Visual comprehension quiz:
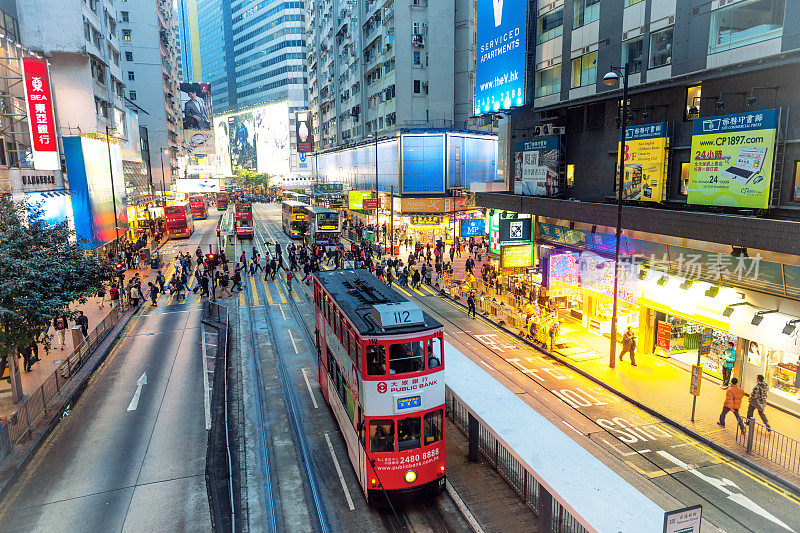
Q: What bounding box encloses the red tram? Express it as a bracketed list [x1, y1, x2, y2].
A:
[313, 270, 445, 504]
[234, 202, 253, 239]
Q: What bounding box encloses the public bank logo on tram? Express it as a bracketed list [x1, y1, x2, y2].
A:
[377, 382, 387, 394]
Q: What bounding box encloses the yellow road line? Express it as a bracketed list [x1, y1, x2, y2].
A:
[239, 290, 245, 307]
[274, 282, 288, 303]
[292, 285, 301, 303]
[263, 280, 274, 305]
[249, 276, 260, 306]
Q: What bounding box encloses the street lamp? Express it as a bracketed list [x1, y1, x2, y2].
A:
[603, 63, 629, 370]
[105, 125, 121, 255]
[158, 148, 168, 207]
[369, 133, 379, 245]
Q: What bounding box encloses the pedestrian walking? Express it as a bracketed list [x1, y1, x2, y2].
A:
[20, 343, 35, 372]
[75, 310, 89, 338]
[467, 292, 476, 318]
[232, 267, 242, 292]
[717, 377, 746, 434]
[129, 283, 141, 307]
[746, 375, 771, 431]
[721, 341, 736, 388]
[218, 272, 232, 298]
[53, 313, 68, 349]
[148, 282, 159, 306]
[156, 270, 166, 294]
[619, 326, 637, 366]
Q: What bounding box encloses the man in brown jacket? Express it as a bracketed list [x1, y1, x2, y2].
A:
[717, 377, 746, 434]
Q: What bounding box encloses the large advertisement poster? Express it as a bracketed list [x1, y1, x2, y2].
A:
[687, 108, 778, 209]
[475, 0, 527, 114]
[22, 58, 59, 170]
[618, 122, 669, 202]
[176, 178, 221, 193]
[499, 217, 532, 243]
[348, 190, 373, 210]
[180, 82, 215, 155]
[295, 110, 313, 153]
[63, 136, 128, 249]
[220, 101, 291, 177]
[514, 137, 561, 196]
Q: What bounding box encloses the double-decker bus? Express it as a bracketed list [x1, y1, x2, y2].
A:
[287, 191, 311, 205]
[188, 195, 208, 219]
[234, 202, 253, 239]
[282, 200, 309, 239]
[303, 205, 340, 251]
[164, 203, 195, 239]
[313, 270, 445, 504]
[216, 192, 229, 211]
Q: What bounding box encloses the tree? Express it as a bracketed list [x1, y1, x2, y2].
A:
[232, 168, 271, 191]
[0, 196, 114, 380]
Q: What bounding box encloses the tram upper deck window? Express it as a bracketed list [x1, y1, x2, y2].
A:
[424, 410, 443, 445]
[366, 344, 386, 375]
[369, 420, 394, 453]
[398, 416, 421, 451]
[427, 337, 442, 369]
[389, 341, 424, 374]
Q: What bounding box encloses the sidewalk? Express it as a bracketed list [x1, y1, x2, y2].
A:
[435, 250, 800, 488]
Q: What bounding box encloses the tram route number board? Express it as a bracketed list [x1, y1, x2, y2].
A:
[396, 395, 422, 411]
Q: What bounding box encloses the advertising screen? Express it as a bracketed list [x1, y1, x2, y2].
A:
[25, 191, 72, 227]
[460, 218, 486, 237]
[63, 136, 127, 248]
[220, 101, 291, 176]
[488, 211, 500, 255]
[687, 108, 778, 208]
[544, 251, 580, 290]
[475, 0, 527, 114]
[618, 122, 669, 202]
[348, 190, 373, 210]
[579, 252, 637, 304]
[295, 110, 313, 153]
[499, 217, 532, 243]
[22, 58, 59, 170]
[501, 244, 534, 269]
[180, 82, 215, 155]
[514, 137, 561, 196]
[176, 178, 221, 193]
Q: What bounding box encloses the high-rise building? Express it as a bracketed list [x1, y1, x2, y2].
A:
[305, 0, 494, 150]
[119, 0, 181, 186]
[177, 0, 202, 82]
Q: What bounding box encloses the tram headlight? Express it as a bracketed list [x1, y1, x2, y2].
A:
[404, 470, 417, 484]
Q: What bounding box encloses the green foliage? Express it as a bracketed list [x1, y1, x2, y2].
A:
[232, 168, 271, 190]
[0, 196, 114, 359]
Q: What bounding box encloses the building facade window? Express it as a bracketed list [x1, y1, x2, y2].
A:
[649, 26, 673, 68]
[129, 90, 137, 100]
[538, 8, 563, 44]
[536, 64, 561, 97]
[413, 51, 420, 65]
[122, 29, 131, 41]
[622, 37, 643, 74]
[573, 0, 600, 28]
[127, 71, 135, 81]
[121, 11, 129, 22]
[709, 0, 784, 54]
[685, 85, 701, 120]
[571, 51, 596, 88]
[125, 51, 133, 61]
[413, 80, 421, 93]
[624, 0, 644, 5]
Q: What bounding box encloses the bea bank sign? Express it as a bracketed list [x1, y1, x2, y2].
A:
[475, 0, 528, 115]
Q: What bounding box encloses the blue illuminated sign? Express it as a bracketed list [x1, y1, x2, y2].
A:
[396, 395, 421, 411]
[475, 0, 528, 114]
[460, 218, 486, 237]
[313, 183, 344, 195]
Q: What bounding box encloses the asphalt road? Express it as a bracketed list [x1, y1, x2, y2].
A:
[0, 217, 221, 533]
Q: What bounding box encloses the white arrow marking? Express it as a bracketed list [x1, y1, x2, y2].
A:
[657, 450, 795, 532]
[127, 373, 148, 411]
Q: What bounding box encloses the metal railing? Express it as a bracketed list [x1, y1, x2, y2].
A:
[4, 305, 125, 447]
[447, 388, 588, 533]
[737, 418, 800, 476]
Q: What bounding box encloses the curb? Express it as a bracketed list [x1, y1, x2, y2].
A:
[0, 306, 138, 499]
[439, 290, 800, 497]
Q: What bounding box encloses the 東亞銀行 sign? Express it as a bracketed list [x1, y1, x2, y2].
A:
[475, 0, 528, 115]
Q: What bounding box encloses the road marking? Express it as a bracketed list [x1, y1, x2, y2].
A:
[301, 368, 318, 409]
[263, 280, 275, 305]
[274, 282, 288, 303]
[278, 303, 286, 320]
[239, 291, 245, 307]
[249, 276, 260, 306]
[479, 360, 493, 371]
[561, 421, 583, 435]
[127, 373, 148, 411]
[446, 480, 485, 533]
[288, 330, 299, 354]
[324, 433, 355, 511]
[657, 450, 795, 532]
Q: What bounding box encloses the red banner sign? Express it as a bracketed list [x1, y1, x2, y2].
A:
[22, 58, 59, 169]
[363, 198, 380, 209]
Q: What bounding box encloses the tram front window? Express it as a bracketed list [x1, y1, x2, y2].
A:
[370, 420, 394, 453]
[424, 410, 443, 445]
[397, 417, 421, 451]
[366, 344, 386, 376]
[427, 337, 442, 369]
[389, 341, 425, 374]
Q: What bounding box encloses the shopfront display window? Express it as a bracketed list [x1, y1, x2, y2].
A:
[653, 313, 735, 379]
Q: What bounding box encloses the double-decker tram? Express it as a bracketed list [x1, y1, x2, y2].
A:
[303, 205, 340, 252]
[234, 202, 254, 239]
[188, 195, 208, 219]
[164, 203, 195, 239]
[282, 200, 309, 239]
[313, 270, 445, 504]
[216, 192, 229, 211]
[287, 191, 311, 205]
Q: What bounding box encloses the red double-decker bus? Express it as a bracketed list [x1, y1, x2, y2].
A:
[234, 202, 253, 239]
[189, 195, 208, 219]
[216, 192, 229, 211]
[313, 270, 445, 504]
[164, 203, 195, 239]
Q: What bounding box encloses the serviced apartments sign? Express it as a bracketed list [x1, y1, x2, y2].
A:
[687, 109, 778, 209]
[475, 0, 528, 115]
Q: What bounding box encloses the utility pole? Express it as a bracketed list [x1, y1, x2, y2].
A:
[390, 185, 394, 256]
[105, 125, 120, 255]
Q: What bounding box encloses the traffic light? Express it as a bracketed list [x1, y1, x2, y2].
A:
[206, 253, 218, 267]
[115, 262, 125, 273]
[216, 227, 221, 237]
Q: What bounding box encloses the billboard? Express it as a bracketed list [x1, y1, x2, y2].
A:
[514, 137, 561, 196]
[219, 101, 291, 176]
[295, 110, 313, 153]
[687, 108, 778, 209]
[176, 178, 221, 193]
[22, 58, 59, 170]
[63, 136, 128, 249]
[180, 82, 215, 155]
[460, 218, 486, 237]
[24, 191, 72, 227]
[314, 183, 344, 195]
[348, 190, 373, 210]
[499, 217, 532, 243]
[475, 0, 527, 114]
[501, 244, 534, 269]
[618, 122, 669, 202]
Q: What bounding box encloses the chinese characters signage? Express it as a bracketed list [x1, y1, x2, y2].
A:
[313, 183, 343, 195]
[501, 244, 534, 269]
[618, 122, 669, 202]
[22, 58, 59, 170]
[411, 215, 440, 226]
[688, 109, 778, 209]
[663, 505, 702, 533]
